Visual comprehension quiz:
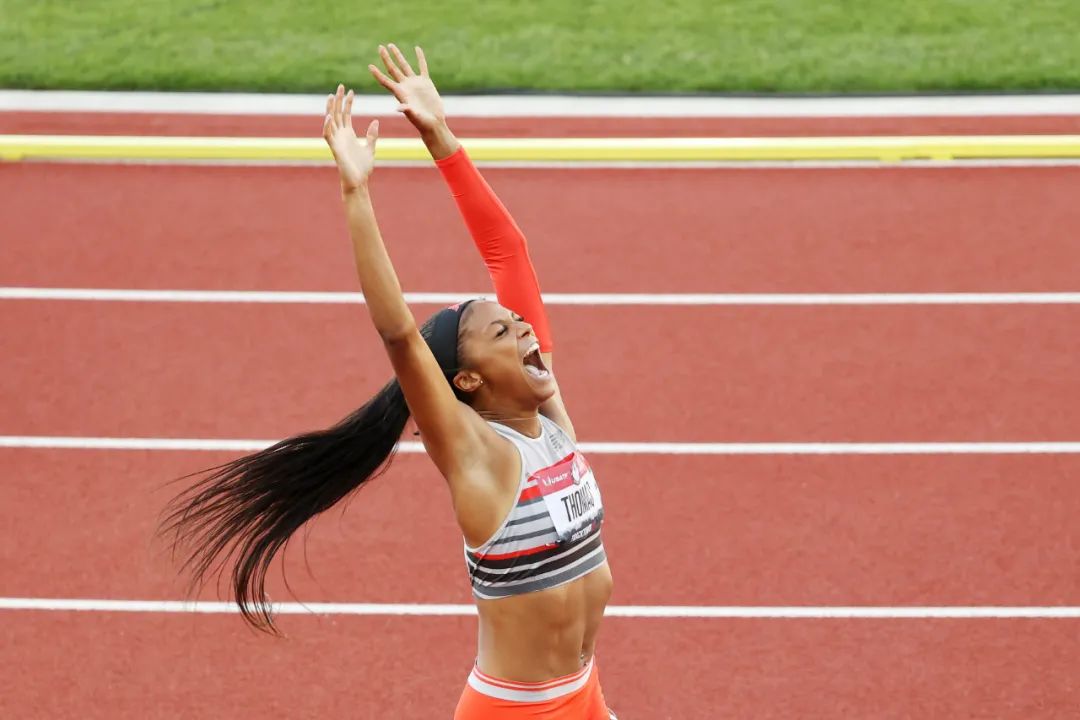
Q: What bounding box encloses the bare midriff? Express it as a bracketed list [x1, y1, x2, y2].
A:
[474, 561, 613, 682]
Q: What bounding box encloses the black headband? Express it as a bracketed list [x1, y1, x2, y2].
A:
[424, 300, 477, 376]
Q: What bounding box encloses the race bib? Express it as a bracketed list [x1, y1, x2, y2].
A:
[531, 453, 603, 541]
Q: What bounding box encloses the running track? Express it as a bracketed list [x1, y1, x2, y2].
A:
[2, 109, 1080, 718]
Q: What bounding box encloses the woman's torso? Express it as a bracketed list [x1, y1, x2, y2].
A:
[476, 562, 612, 681]
[466, 415, 613, 681]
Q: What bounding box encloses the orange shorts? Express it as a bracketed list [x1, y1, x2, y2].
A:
[454, 659, 616, 719]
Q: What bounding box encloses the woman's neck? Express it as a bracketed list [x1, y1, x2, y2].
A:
[477, 407, 542, 439]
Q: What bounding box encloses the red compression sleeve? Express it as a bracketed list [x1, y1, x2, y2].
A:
[435, 147, 553, 351]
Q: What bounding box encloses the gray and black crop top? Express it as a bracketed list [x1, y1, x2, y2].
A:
[464, 415, 607, 600]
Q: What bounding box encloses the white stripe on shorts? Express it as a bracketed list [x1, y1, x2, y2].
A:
[467, 660, 594, 703]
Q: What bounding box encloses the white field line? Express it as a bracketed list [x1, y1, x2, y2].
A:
[385, 159, 1080, 170]
[427, 158, 1080, 169]
[3, 90, 1080, 117]
[5, 288, 1080, 306]
[2, 597, 1079, 618]
[3, 436, 1080, 455]
[21, 157, 1080, 169]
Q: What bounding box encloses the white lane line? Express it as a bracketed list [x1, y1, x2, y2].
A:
[5, 288, 1080, 306]
[3, 436, 1080, 455]
[1, 597, 1078, 618]
[23, 157, 1080, 169]
[3, 90, 1080, 117]
[405, 158, 1080, 170]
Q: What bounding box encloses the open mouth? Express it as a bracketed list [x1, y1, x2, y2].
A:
[522, 342, 550, 379]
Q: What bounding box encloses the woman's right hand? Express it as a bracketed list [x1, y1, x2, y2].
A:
[322, 83, 379, 194]
[369, 44, 447, 135]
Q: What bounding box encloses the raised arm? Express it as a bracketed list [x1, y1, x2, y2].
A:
[322, 84, 495, 475]
[370, 45, 574, 438]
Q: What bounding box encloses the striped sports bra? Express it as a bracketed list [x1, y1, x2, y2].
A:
[465, 415, 607, 600]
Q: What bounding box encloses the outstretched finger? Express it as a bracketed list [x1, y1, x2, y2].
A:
[334, 84, 345, 127]
[379, 44, 405, 81]
[344, 89, 354, 126]
[369, 64, 400, 96]
[415, 46, 429, 76]
[325, 93, 335, 128]
[322, 113, 334, 141]
[365, 119, 379, 151]
[388, 43, 415, 76]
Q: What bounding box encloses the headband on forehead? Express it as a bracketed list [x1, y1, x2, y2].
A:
[424, 299, 477, 375]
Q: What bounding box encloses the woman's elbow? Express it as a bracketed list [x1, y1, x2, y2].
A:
[378, 322, 420, 347]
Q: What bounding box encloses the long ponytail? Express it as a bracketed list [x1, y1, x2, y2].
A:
[159, 378, 411, 634]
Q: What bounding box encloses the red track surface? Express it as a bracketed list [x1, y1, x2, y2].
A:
[4, 450, 1080, 606]
[4, 302, 1080, 442]
[6, 614, 1079, 719]
[3, 121, 1080, 717]
[4, 163, 1080, 292]
[3, 111, 1079, 137]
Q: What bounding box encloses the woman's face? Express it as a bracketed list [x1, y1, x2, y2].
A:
[456, 301, 556, 405]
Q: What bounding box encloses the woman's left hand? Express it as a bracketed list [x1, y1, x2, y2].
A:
[322, 83, 379, 194]
[369, 44, 446, 134]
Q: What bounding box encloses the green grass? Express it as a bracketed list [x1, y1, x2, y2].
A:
[2, 1, 1078, 93]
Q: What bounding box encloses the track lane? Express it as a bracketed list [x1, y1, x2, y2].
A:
[4, 449, 1078, 605]
[2, 302, 1078, 442]
[3, 612, 1078, 719]
[3, 111, 1079, 138]
[2, 163, 1079, 293]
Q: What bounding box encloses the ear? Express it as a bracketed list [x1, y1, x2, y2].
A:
[453, 370, 484, 394]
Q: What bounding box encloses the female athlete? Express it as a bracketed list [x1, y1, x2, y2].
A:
[162, 44, 616, 719]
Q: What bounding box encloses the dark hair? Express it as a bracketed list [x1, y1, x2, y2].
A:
[159, 302, 476, 634]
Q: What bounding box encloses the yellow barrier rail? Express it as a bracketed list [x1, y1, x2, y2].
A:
[2, 134, 1080, 163]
